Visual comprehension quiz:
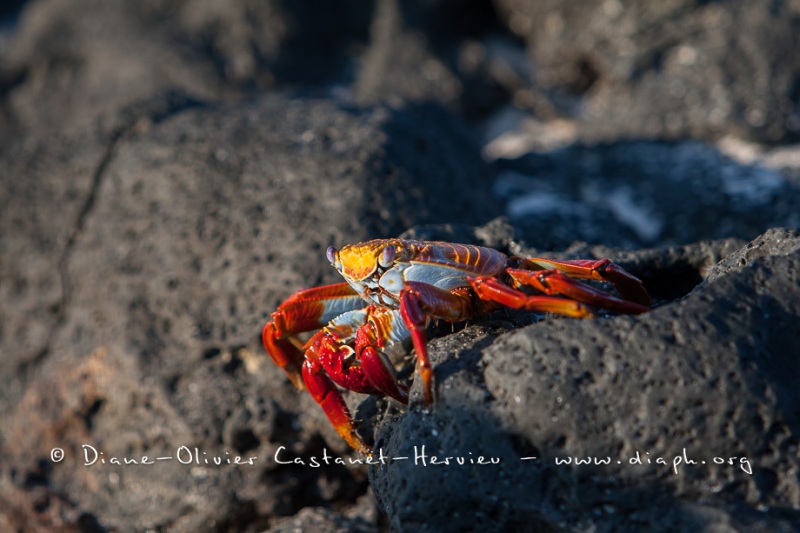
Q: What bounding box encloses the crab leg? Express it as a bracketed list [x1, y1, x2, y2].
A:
[303, 323, 376, 454]
[505, 268, 650, 314]
[469, 276, 595, 318]
[262, 282, 364, 389]
[302, 355, 372, 454]
[522, 257, 651, 306]
[400, 282, 474, 404]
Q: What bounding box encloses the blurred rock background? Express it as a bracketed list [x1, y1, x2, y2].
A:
[0, 0, 798, 531]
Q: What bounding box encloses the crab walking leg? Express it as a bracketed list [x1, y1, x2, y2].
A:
[262, 322, 308, 389]
[262, 282, 365, 389]
[522, 258, 652, 306]
[301, 357, 372, 454]
[400, 282, 474, 404]
[506, 268, 651, 314]
[301, 319, 383, 455]
[469, 276, 596, 318]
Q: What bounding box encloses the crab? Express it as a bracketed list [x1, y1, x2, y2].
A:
[262, 239, 651, 453]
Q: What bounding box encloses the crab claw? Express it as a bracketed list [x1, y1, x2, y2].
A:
[302, 354, 372, 454]
[262, 282, 366, 389]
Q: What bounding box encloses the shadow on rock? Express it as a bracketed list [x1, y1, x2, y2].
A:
[492, 141, 800, 250]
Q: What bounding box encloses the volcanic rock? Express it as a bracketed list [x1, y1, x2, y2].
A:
[370, 227, 800, 532]
[494, 0, 800, 142]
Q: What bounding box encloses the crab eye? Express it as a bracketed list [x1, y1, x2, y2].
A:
[326, 246, 338, 265]
[379, 244, 396, 268]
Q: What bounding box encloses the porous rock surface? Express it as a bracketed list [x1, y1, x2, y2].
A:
[0, 93, 496, 531]
[0, 0, 373, 143]
[370, 228, 800, 532]
[494, 0, 800, 142]
[2, 0, 800, 531]
[493, 140, 800, 250]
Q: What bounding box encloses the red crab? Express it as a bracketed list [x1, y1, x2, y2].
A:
[262, 239, 651, 453]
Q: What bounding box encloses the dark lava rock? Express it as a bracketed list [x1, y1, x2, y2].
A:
[370, 227, 800, 532]
[356, 0, 462, 109]
[0, 0, 374, 144]
[266, 491, 382, 533]
[0, 94, 497, 531]
[1, 0, 224, 142]
[493, 140, 800, 250]
[355, 0, 514, 119]
[3, 0, 800, 531]
[494, 0, 800, 143]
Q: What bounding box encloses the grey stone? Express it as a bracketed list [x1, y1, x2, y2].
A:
[370, 228, 800, 532]
[266, 491, 382, 533]
[0, 94, 496, 531]
[0, 0, 373, 144]
[493, 141, 800, 249]
[2, 0, 799, 530]
[494, 0, 800, 143]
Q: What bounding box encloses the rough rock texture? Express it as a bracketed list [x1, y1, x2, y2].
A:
[355, 0, 513, 119]
[495, 0, 800, 143]
[492, 140, 800, 250]
[265, 491, 382, 533]
[0, 93, 495, 530]
[2, 0, 800, 531]
[0, 0, 375, 143]
[370, 228, 800, 531]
